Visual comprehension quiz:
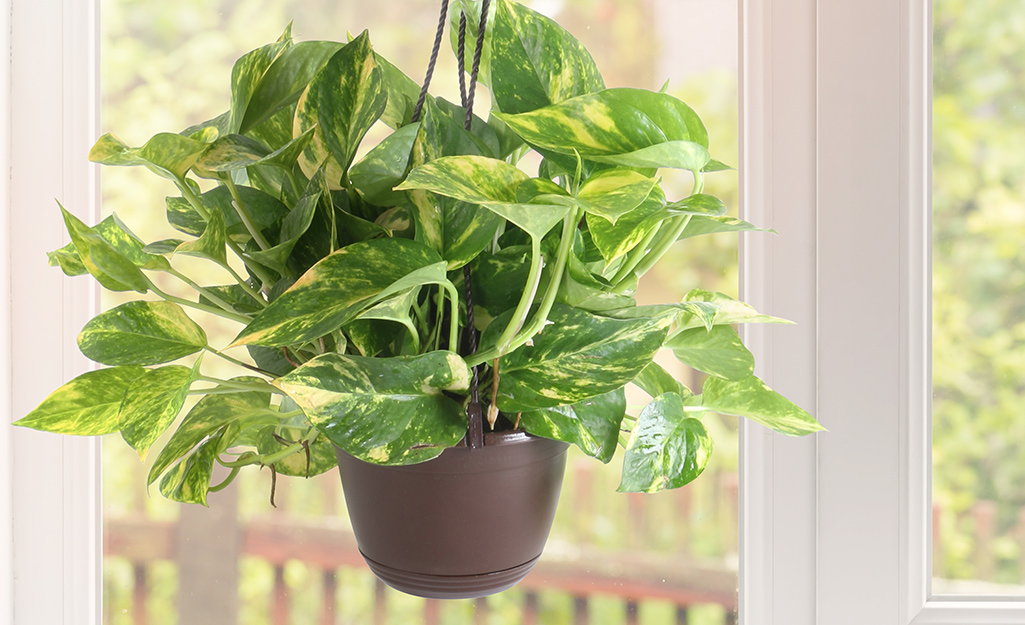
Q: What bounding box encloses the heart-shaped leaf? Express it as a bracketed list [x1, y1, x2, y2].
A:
[575, 169, 660, 225]
[618, 392, 712, 493]
[489, 303, 673, 411]
[78, 301, 207, 366]
[678, 215, 774, 240]
[275, 351, 471, 465]
[701, 375, 824, 436]
[158, 425, 232, 505]
[229, 237, 443, 348]
[13, 366, 146, 435]
[666, 325, 755, 380]
[148, 381, 272, 486]
[118, 361, 201, 460]
[665, 193, 727, 217]
[632, 361, 692, 399]
[228, 24, 293, 133]
[175, 207, 227, 266]
[60, 204, 150, 293]
[519, 388, 626, 463]
[350, 122, 420, 206]
[586, 186, 667, 265]
[166, 185, 288, 241]
[676, 290, 792, 331]
[490, 0, 604, 114]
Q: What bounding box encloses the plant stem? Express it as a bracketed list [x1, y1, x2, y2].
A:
[175, 179, 277, 287]
[168, 268, 240, 314]
[624, 214, 692, 286]
[202, 346, 272, 376]
[150, 284, 253, 324]
[224, 176, 272, 251]
[466, 208, 579, 368]
[492, 236, 544, 355]
[195, 375, 281, 394]
[610, 224, 663, 286]
[223, 264, 268, 306]
[208, 466, 240, 492]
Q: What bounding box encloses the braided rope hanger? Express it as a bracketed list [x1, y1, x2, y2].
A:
[410, 0, 493, 449]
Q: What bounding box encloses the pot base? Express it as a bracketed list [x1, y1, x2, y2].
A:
[361, 550, 541, 599]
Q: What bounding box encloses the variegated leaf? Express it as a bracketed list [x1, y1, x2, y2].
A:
[493, 89, 709, 167]
[240, 40, 345, 133]
[193, 134, 270, 174]
[678, 215, 774, 241]
[60, 204, 150, 293]
[118, 361, 200, 460]
[166, 185, 288, 241]
[575, 169, 659, 225]
[198, 284, 266, 315]
[666, 325, 755, 380]
[702, 375, 824, 436]
[148, 381, 272, 486]
[175, 207, 227, 266]
[398, 155, 527, 205]
[13, 367, 146, 435]
[158, 425, 231, 506]
[228, 24, 293, 133]
[632, 361, 692, 399]
[490, 0, 604, 114]
[229, 238, 443, 348]
[310, 31, 388, 172]
[78, 301, 207, 366]
[374, 52, 420, 128]
[490, 303, 673, 411]
[274, 351, 471, 465]
[665, 193, 727, 217]
[254, 424, 337, 477]
[519, 388, 626, 464]
[89, 132, 209, 181]
[586, 186, 667, 264]
[51, 213, 171, 280]
[588, 140, 711, 172]
[350, 122, 420, 206]
[245, 191, 319, 274]
[676, 290, 792, 331]
[618, 392, 712, 493]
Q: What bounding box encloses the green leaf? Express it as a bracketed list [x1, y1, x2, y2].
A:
[240, 40, 346, 133]
[587, 185, 667, 264]
[228, 25, 293, 133]
[398, 154, 527, 205]
[78, 301, 207, 366]
[275, 352, 471, 465]
[198, 284, 266, 315]
[349, 122, 420, 206]
[175, 207, 228, 266]
[374, 52, 421, 129]
[402, 98, 505, 268]
[47, 242, 88, 276]
[59, 204, 150, 293]
[245, 191, 319, 274]
[143, 239, 185, 255]
[618, 392, 712, 493]
[254, 125, 317, 171]
[676, 290, 792, 330]
[193, 134, 270, 174]
[519, 388, 626, 463]
[230, 238, 443, 348]
[13, 367, 146, 435]
[158, 426, 230, 505]
[701, 375, 824, 436]
[632, 361, 691, 399]
[148, 382, 271, 486]
[678, 215, 774, 241]
[493, 89, 709, 169]
[588, 140, 711, 171]
[575, 169, 659, 225]
[118, 362, 200, 460]
[490, 0, 605, 114]
[94, 215, 171, 271]
[298, 31, 388, 177]
[490, 304, 673, 411]
[666, 325, 755, 380]
[89, 132, 210, 180]
[166, 185, 287, 241]
[665, 193, 727, 217]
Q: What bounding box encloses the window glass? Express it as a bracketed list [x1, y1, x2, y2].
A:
[932, 0, 1025, 596]
[100, 1, 741, 621]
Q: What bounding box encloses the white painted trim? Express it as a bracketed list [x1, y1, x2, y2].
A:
[7, 1, 100, 624]
[1, 0, 15, 622]
[738, 0, 819, 623]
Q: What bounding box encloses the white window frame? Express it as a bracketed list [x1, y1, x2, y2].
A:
[7, 0, 1020, 623]
[741, 0, 1025, 622]
[2, 1, 101, 624]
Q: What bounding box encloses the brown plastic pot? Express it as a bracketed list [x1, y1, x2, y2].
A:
[334, 431, 569, 599]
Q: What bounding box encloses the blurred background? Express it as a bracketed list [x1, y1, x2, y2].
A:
[931, 0, 1025, 596]
[98, 1, 740, 624]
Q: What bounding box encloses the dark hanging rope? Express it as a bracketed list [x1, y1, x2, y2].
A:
[464, 0, 491, 131]
[411, 0, 450, 124]
[457, 13, 468, 107]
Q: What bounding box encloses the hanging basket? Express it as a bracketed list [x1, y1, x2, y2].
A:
[334, 432, 569, 599]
